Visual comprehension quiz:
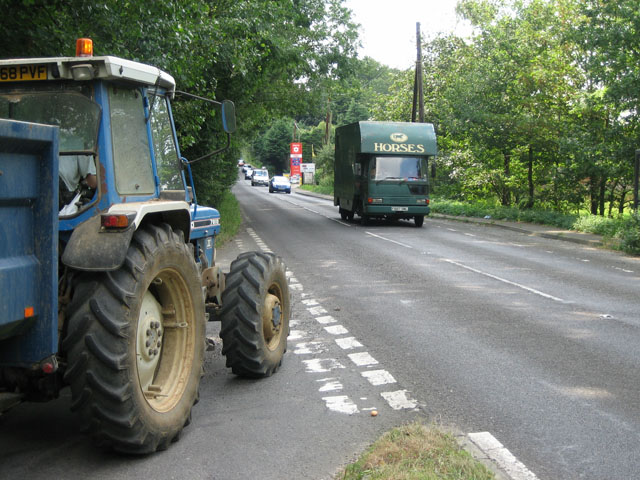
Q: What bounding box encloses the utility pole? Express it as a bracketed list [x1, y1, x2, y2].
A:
[634, 149, 639, 212]
[324, 98, 332, 145]
[411, 22, 424, 123]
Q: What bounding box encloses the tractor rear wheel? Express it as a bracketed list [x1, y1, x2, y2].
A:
[219, 252, 290, 378]
[63, 223, 205, 453]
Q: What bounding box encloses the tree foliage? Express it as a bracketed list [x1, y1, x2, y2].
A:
[368, 0, 639, 216]
[1, 0, 359, 206]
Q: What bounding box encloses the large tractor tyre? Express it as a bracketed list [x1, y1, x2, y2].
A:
[219, 251, 290, 378]
[62, 223, 205, 454]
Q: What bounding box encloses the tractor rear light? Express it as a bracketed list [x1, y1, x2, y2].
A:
[101, 213, 136, 229]
[368, 197, 383, 204]
[76, 38, 93, 57]
[40, 356, 58, 374]
[42, 362, 55, 374]
[24, 306, 34, 318]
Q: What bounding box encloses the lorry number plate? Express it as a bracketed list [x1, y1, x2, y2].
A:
[0, 64, 48, 82]
[391, 206, 408, 212]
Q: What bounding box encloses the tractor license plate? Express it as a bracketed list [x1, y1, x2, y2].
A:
[0, 64, 48, 82]
[391, 206, 408, 212]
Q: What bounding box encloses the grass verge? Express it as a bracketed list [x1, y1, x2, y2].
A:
[431, 198, 640, 255]
[300, 183, 333, 196]
[215, 189, 242, 246]
[339, 422, 495, 480]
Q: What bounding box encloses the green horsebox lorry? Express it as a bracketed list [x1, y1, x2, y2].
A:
[334, 121, 437, 227]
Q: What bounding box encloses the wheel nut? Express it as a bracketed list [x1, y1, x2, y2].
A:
[145, 340, 151, 347]
[157, 341, 162, 348]
[158, 330, 162, 337]
[148, 349, 154, 356]
[146, 329, 152, 336]
[153, 349, 159, 355]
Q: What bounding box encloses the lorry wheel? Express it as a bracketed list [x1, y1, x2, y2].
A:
[361, 214, 370, 226]
[339, 208, 348, 220]
[219, 252, 290, 378]
[62, 224, 205, 454]
[414, 215, 424, 227]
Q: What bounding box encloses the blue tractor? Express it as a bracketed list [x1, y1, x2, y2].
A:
[0, 39, 290, 453]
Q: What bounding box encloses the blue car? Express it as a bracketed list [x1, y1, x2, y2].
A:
[269, 175, 291, 194]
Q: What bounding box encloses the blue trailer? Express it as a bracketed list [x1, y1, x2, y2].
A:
[0, 40, 291, 453]
[0, 120, 59, 409]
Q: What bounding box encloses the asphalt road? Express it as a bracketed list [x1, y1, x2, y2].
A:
[231, 179, 640, 480]
[2, 177, 639, 479]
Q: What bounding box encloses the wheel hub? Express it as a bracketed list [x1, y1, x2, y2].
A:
[137, 291, 164, 390]
[262, 293, 282, 345]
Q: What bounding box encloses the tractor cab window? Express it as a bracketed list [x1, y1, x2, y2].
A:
[369, 156, 428, 182]
[109, 85, 155, 195]
[0, 84, 101, 215]
[148, 93, 184, 191]
[0, 84, 100, 154]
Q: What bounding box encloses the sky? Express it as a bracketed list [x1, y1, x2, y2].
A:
[343, 0, 472, 70]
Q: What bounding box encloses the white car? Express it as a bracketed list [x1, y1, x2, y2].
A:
[244, 167, 253, 180]
[251, 169, 269, 186]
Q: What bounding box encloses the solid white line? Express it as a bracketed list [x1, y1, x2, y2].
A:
[443, 259, 566, 303]
[365, 231, 413, 249]
[468, 432, 538, 480]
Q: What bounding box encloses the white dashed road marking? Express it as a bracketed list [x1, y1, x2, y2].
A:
[317, 378, 343, 392]
[307, 306, 328, 316]
[381, 390, 418, 410]
[241, 221, 538, 480]
[315, 315, 336, 324]
[242, 222, 536, 480]
[335, 337, 363, 350]
[361, 370, 397, 386]
[322, 395, 359, 415]
[324, 325, 349, 335]
[348, 352, 379, 367]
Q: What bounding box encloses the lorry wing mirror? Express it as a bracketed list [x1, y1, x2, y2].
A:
[221, 100, 236, 134]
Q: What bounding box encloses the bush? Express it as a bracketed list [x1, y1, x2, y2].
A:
[615, 214, 640, 254]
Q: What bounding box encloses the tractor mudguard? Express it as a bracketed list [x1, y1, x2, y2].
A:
[62, 214, 135, 271]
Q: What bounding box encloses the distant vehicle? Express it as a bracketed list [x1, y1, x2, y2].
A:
[238, 159, 245, 167]
[251, 169, 269, 186]
[244, 167, 254, 179]
[242, 163, 252, 173]
[290, 174, 300, 185]
[269, 175, 292, 194]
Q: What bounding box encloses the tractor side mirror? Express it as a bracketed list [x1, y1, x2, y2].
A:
[221, 100, 236, 134]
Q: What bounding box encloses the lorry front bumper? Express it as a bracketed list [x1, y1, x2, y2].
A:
[364, 205, 430, 216]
